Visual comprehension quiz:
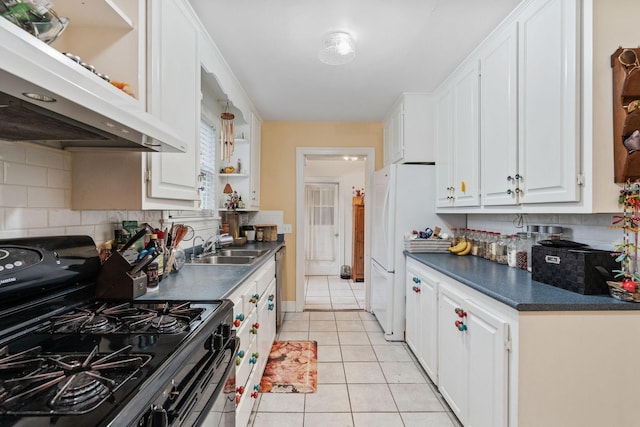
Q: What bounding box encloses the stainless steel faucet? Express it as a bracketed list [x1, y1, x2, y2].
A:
[192, 236, 205, 260]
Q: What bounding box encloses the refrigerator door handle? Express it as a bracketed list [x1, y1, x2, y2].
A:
[382, 182, 390, 252]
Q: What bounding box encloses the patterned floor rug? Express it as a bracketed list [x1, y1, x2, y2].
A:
[259, 341, 318, 393]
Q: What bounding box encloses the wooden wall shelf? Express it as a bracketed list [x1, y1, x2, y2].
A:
[612, 47, 640, 182]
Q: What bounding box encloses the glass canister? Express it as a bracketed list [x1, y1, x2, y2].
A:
[507, 235, 519, 268]
[524, 226, 539, 272]
[451, 228, 459, 246]
[496, 235, 509, 265]
[488, 232, 500, 261]
[515, 232, 528, 270]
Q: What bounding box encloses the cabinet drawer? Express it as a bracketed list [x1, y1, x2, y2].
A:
[236, 310, 258, 391]
[254, 259, 275, 296]
[231, 281, 258, 323]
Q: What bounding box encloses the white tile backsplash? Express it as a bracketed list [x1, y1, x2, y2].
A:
[47, 169, 71, 188]
[26, 146, 65, 169]
[49, 209, 82, 227]
[0, 141, 27, 162]
[28, 188, 65, 208]
[5, 162, 47, 186]
[466, 213, 620, 250]
[5, 207, 48, 230]
[0, 141, 252, 246]
[0, 185, 27, 207]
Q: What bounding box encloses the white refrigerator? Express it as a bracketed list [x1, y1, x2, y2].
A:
[370, 163, 440, 341]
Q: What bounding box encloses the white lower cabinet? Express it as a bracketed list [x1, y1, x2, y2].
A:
[408, 256, 640, 426]
[406, 258, 511, 427]
[405, 262, 438, 382]
[226, 258, 276, 427]
[438, 286, 509, 427]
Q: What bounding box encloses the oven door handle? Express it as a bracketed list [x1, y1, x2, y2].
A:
[194, 336, 240, 426]
[146, 404, 169, 427]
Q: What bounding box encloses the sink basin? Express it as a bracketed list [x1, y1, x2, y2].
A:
[218, 249, 270, 257]
[187, 255, 256, 265]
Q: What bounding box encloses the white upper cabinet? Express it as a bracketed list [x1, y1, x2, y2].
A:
[249, 113, 261, 209]
[383, 93, 434, 165]
[71, 0, 202, 210]
[451, 61, 481, 207]
[146, 0, 200, 202]
[436, 0, 585, 212]
[517, 0, 579, 204]
[480, 23, 519, 206]
[435, 61, 481, 208]
[435, 86, 454, 207]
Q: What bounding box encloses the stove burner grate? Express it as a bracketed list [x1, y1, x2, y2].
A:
[0, 345, 151, 415]
[40, 301, 204, 335]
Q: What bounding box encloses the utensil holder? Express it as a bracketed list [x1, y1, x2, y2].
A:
[96, 251, 147, 300]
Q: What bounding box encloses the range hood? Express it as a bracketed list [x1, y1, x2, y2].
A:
[0, 18, 185, 152]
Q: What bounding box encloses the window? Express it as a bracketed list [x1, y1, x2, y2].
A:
[199, 119, 216, 210]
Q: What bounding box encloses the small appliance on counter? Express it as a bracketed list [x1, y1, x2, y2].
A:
[531, 240, 620, 295]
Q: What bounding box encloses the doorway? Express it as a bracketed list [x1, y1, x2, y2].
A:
[295, 147, 375, 312]
[304, 181, 340, 275]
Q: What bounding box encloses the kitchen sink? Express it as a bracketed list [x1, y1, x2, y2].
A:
[187, 255, 257, 265]
[186, 247, 271, 265]
[217, 249, 271, 257]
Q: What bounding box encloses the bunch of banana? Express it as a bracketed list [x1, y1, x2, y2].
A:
[448, 240, 472, 256]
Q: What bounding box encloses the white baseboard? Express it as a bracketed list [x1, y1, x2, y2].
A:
[282, 300, 298, 313]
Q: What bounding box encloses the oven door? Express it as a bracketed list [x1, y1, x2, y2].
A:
[189, 336, 240, 427]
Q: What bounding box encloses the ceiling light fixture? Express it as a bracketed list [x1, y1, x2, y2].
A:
[318, 32, 356, 65]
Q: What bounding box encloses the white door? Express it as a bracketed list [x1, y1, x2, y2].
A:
[304, 183, 340, 275]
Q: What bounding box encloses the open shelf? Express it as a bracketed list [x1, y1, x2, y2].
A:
[56, 0, 134, 29]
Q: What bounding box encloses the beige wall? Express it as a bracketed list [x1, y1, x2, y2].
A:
[260, 122, 383, 303]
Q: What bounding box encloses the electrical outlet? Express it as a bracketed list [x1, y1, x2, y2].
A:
[281, 224, 292, 234]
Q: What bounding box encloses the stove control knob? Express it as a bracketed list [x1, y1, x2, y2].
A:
[221, 323, 232, 338]
[212, 333, 224, 351]
[146, 405, 168, 427]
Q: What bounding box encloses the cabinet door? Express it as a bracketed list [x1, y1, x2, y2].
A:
[384, 103, 404, 165]
[249, 113, 261, 208]
[518, 0, 579, 204]
[258, 279, 277, 367]
[435, 87, 454, 207]
[480, 24, 520, 206]
[451, 61, 480, 207]
[419, 272, 438, 383]
[466, 299, 509, 427]
[438, 287, 468, 423]
[405, 267, 422, 360]
[147, 0, 200, 202]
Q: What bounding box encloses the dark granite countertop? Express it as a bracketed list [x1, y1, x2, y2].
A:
[138, 241, 284, 301]
[405, 252, 640, 312]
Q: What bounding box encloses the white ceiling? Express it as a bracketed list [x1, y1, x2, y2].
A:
[188, 0, 522, 122]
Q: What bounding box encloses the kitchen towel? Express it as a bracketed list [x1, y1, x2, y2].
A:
[259, 341, 317, 393]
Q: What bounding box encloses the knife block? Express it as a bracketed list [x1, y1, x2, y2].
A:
[96, 251, 147, 300]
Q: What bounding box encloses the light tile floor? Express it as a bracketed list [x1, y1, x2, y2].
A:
[304, 275, 365, 310]
[249, 310, 462, 427]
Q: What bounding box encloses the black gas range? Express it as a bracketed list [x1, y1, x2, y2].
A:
[0, 236, 238, 427]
